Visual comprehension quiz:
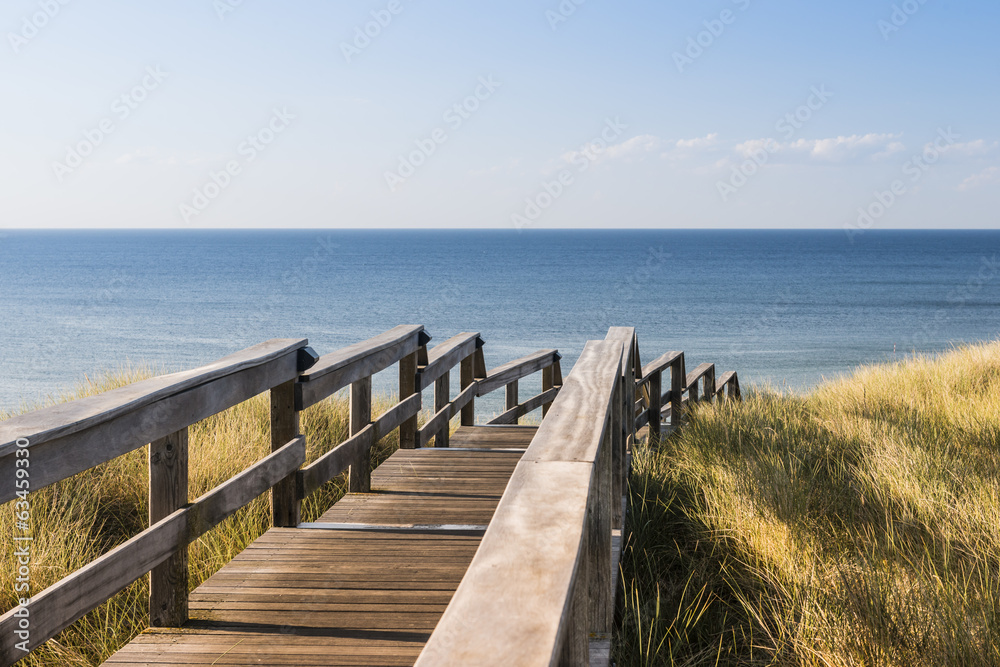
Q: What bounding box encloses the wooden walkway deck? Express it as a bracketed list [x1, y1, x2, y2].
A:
[105, 426, 536, 666]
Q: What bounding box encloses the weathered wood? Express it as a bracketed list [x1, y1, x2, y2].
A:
[414, 461, 593, 667]
[0, 508, 188, 663]
[506, 379, 519, 412]
[460, 355, 476, 426]
[399, 351, 419, 450]
[559, 542, 590, 667]
[417, 332, 481, 391]
[521, 341, 621, 465]
[486, 387, 560, 426]
[296, 427, 375, 499]
[716, 371, 740, 400]
[476, 350, 559, 397]
[270, 380, 300, 527]
[648, 369, 662, 438]
[373, 393, 421, 441]
[149, 428, 189, 628]
[349, 376, 372, 493]
[542, 365, 555, 417]
[640, 350, 684, 383]
[0, 340, 309, 504]
[589, 418, 612, 634]
[671, 353, 686, 428]
[295, 326, 424, 410]
[685, 364, 715, 403]
[434, 372, 450, 447]
[189, 436, 306, 539]
[704, 365, 716, 404]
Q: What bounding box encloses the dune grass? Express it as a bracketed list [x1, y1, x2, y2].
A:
[0, 366, 403, 666]
[615, 342, 1000, 666]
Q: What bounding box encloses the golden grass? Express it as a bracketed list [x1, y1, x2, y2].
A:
[615, 342, 1000, 666]
[0, 366, 401, 666]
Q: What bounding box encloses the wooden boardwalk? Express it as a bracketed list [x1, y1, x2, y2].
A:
[106, 426, 536, 666]
[1, 325, 739, 666]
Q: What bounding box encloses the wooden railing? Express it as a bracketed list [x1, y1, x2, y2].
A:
[0, 327, 564, 667]
[0, 324, 740, 666]
[416, 327, 742, 665]
[416, 334, 628, 666]
[634, 347, 740, 439]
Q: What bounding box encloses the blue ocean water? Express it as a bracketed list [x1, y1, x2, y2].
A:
[0, 229, 998, 413]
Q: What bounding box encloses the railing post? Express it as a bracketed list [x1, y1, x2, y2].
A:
[148, 427, 188, 627]
[648, 369, 662, 440]
[399, 351, 419, 449]
[434, 371, 450, 447]
[705, 366, 716, 404]
[506, 379, 519, 424]
[671, 356, 685, 429]
[460, 354, 476, 426]
[349, 376, 372, 492]
[542, 365, 554, 418]
[270, 379, 301, 526]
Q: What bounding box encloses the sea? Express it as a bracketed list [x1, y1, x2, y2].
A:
[1, 229, 997, 415]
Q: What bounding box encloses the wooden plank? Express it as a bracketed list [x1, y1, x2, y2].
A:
[0, 508, 188, 664]
[373, 393, 421, 440]
[520, 341, 621, 464]
[295, 326, 424, 410]
[414, 461, 594, 667]
[475, 350, 559, 397]
[506, 379, 519, 413]
[349, 376, 372, 493]
[296, 426, 375, 499]
[416, 333, 481, 391]
[648, 369, 662, 438]
[148, 428, 189, 628]
[190, 437, 306, 540]
[0, 342, 309, 504]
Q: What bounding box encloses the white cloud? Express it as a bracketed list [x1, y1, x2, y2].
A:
[932, 139, 999, 158]
[560, 134, 661, 167]
[957, 166, 999, 191]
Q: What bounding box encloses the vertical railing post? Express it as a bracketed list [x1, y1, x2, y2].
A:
[460, 353, 476, 426]
[270, 379, 301, 527]
[648, 369, 662, 440]
[542, 365, 554, 418]
[506, 379, 519, 423]
[149, 427, 188, 627]
[349, 376, 372, 491]
[399, 350, 419, 449]
[434, 371, 450, 447]
[671, 355, 685, 428]
[705, 366, 716, 404]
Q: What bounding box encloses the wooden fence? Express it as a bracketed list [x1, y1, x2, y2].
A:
[415, 327, 740, 665]
[0, 326, 561, 665]
[0, 325, 737, 666]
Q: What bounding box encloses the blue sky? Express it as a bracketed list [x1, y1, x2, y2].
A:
[1, 0, 997, 229]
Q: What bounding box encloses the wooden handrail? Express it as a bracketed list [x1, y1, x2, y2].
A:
[295, 325, 428, 411]
[639, 350, 683, 383]
[0, 339, 315, 504]
[416, 339, 624, 666]
[416, 332, 482, 391]
[476, 349, 561, 397]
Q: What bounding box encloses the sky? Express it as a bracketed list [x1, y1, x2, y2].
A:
[1, 0, 998, 229]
